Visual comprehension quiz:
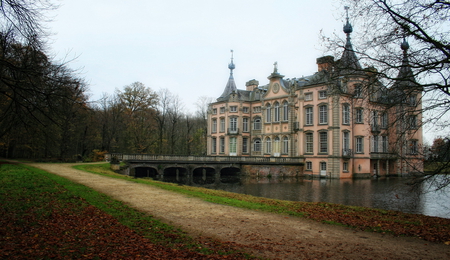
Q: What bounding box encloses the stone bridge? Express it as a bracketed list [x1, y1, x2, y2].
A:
[106, 154, 305, 185]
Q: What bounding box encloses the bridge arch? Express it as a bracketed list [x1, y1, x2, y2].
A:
[163, 166, 189, 184]
[134, 166, 159, 179]
[192, 167, 216, 184]
[220, 166, 240, 183]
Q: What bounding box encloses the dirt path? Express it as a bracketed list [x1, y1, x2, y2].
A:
[28, 163, 450, 259]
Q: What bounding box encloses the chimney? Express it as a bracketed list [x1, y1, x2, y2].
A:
[316, 56, 334, 72]
[246, 79, 259, 91]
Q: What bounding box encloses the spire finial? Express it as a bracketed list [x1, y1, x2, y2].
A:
[343, 6, 353, 34]
[273, 61, 278, 73]
[228, 49, 235, 74]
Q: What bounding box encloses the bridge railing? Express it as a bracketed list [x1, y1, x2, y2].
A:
[106, 153, 303, 164]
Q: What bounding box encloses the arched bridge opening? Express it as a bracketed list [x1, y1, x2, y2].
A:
[192, 167, 215, 185]
[134, 166, 158, 179]
[220, 167, 241, 183]
[164, 167, 189, 184]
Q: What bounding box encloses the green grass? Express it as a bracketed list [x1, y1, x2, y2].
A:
[0, 163, 253, 258]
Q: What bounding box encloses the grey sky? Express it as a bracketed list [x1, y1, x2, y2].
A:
[49, 0, 344, 112]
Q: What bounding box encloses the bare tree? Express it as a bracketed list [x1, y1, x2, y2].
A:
[326, 0, 450, 189]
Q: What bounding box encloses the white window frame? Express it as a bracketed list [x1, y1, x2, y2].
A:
[305, 132, 313, 153]
[343, 104, 350, 124]
[212, 119, 217, 133]
[253, 117, 261, 130]
[229, 137, 237, 155]
[266, 103, 271, 123]
[305, 107, 313, 125]
[211, 137, 217, 153]
[274, 102, 280, 122]
[305, 92, 313, 101]
[253, 138, 261, 152]
[282, 136, 289, 154]
[355, 108, 363, 123]
[283, 101, 289, 121]
[265, 137, 272, 154]
[230, 106, 237, 112]
[220, 118, 225, 132]
[319, 105, 328, 124]
[319, 90, 327, 99]
[319, 131, 328, 153]
[356, 137, 364, 153]
[306, 161, 312, 170]
[242, 118, 249, 132]
[219, 137, 225, 153]
[242, 137, 248, 153]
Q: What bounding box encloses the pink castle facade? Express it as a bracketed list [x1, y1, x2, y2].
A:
[206, 21, 423, 179]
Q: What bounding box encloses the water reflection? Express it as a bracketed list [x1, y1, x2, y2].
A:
[205, 176, 449, 219]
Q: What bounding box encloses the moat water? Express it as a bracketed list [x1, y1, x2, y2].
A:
[163, 175, 450, 219]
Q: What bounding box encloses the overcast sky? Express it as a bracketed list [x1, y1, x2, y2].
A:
[48, 0, 346, 112]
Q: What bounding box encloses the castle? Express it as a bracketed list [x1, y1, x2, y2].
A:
[206, 16, 423, 178]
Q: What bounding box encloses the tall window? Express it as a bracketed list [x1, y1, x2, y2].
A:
[408, 115, 418, 129]
[253, 117, 261, 130]
[243, 118, 249, 132]
[319, 132, 328, 153]
[266, 103, 271, 123]
[274, 102, 280, 122]
[410, 140, 418, 154]
[305, 107, 313, 125]
[229, 117, 237, 133]
[220, 118, 225, 132]
[319, 105, 328, 124]
[382, 136, 388, 152]
[212, 137, 217, 153]
[343, 132, 350, 150]
[355, 108, 363, 123]
[409, 94, 417, 106]
[356, 137, 363, 153]
[282, 136, 289, 154]
[265, 137, 272, 154]
[283, 101, 289, 121]
[381, 113, 388, 128]
[212, 119, 217, 133]
[342, 104, 350, 124]
[305, 133, 313, 153]
[229, 137, 236, 155]
[354, 84, 362, 97]
[242, 137, 248, 153]
[306, 161, 312, 170]
[372, 111, 379, 129]
[372, 135, 379, 153]
[219, 137, 225, 153]
[253, 138, 261, 152]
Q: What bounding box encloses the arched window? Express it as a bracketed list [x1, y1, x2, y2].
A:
[253, 117, 261, 130]
[253, 138, 261, 152]
[266, 137, 272, 154]
[283, 101, 289, 121]
[282, 136, 289, 154]
[266, 103, 271, 123]
[274, 102, 280, 122]
[274, 136, 280, 156]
